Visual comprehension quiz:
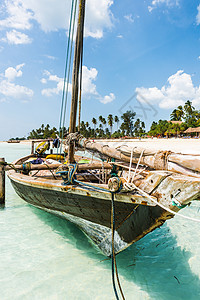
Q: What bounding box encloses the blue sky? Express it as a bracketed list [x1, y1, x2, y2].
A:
[0, 0, 200, 140]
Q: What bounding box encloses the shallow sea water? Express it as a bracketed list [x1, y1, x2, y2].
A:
[1, 142, 200, 299]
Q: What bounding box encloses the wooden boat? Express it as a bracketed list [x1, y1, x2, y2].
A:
[7, 140, 20, 143]
[7, 0, 200, 256]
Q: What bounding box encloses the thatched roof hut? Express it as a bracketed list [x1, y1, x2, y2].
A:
[168, 121, 183, 125]
[184, 127, 200, 133]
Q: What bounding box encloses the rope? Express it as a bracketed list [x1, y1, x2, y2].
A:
[111, 192, 120, 300]
[111, 192, 126, 300]
[125, 182, 200, 223]
[43, 163, 57, 180]
[60, 0, 77, 137]
[127, 147, 134, 183]
[58, 0, 76, 137]
[78, 32, 84, 131]
[131, 149, 144, 183]
[101, 160, 105, 183]
[58, 0, 78, 156]
[0, 161, 18, 172]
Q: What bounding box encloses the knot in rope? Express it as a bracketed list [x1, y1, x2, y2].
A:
[22, 162, 31, 174]
[56, 163, 77, 185]
[108, 177, 123, 193]
[65, 132, 83, 146]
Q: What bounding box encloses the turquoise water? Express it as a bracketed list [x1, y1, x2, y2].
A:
[1, 142, 200, 299]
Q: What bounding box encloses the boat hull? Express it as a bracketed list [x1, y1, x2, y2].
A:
[8, 171, 172, 255]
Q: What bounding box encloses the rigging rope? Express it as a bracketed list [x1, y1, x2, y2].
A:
[60, 0, 77, 137]
[58, 0, 76, 137]
[131, 149, 144, 183]
[58, 0, 78, 157]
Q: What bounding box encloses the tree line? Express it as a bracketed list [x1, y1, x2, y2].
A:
[27, 111, 145, 139]
[26, 100, 200, 140]
[149, 100, 200, 137]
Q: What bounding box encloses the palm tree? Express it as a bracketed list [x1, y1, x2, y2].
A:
[41, 124, 45, 133]
[92, 118, 97, 130]
[170, 105, 184, 121]
[107, 114, 113, 135]
[121, 110, 136, 136]
[102, 118, 106, 130]
[114, 115, 119, 130]
[99, 115, 103, 123]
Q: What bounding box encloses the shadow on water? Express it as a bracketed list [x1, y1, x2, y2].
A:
[30, 205, 200, 300]
[0, 204, 5, 210]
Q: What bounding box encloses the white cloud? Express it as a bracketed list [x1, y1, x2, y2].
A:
[197, 5, 200, 25]
[2, 29, 32, 44]
[0, 0, 114, 39]
[41, 73, 65, 97]
[117, 34, 123, 39]
[148, 0, 179, 12]
[44, 55, 56, 60]
[41, 66, 115, 104]
[41, 66, 98, 97]
[5, 65, 23, 81]
[0, 0, 33, 30]
[40, 78, 47, 84]
[124, 14, 134, 23]
[0, 80, 33, 98]
[100, 93, 115, 104]
[82, 66, 98, 96]
[0, 64, 33, 99]
[136, 70, 200, 109]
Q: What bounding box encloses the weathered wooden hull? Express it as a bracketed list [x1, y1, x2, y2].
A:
[8, 170, 173, 256]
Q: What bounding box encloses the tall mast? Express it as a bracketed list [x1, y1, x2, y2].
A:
[68, 0, 86, 163]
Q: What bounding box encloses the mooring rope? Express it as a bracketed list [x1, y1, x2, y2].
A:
[111, 192, 120, 300]
[111, 192, 126, 300]
[0, 161, 18, 172]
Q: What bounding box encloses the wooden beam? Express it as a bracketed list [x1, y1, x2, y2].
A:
[68, 0, 86, 163]
[5, 162, 112, 172]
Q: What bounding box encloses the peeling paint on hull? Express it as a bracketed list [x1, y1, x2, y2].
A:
[9, 174, 173, 255]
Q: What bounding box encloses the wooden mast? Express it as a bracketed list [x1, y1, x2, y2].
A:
[68, 0, 86, 163]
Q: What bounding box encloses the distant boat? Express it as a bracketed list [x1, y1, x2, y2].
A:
[7, 0, 200, 256]
[7, 140, 20, 143]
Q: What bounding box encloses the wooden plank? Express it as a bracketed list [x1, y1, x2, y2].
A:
[5, 161, 112, 172]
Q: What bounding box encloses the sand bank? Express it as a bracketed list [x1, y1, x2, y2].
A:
[98, 138, 200, 155]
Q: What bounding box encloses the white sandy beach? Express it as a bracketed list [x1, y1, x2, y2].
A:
[1, 137, 200, 155]
[98, 138, 200, 155]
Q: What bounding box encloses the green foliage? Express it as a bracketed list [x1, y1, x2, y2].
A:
[120, 110, 136, 136]
[28, 124, 58, 139]
[170, 105, 184, 121]
[107, 114, 113, 135]
[149, 100, 200, 137]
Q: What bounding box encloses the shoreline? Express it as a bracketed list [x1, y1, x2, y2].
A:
[1, 137, 200, 154]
